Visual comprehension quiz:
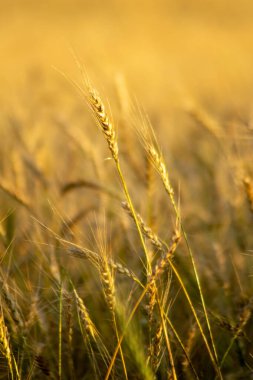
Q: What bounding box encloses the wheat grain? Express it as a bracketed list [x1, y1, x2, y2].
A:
[0, 310, 15, 380]
[73, 289, 98, 341]
[122, 201, 165, 253]
[88, 87, 119, 162]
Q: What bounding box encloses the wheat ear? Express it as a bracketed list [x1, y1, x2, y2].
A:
[85, 82, 151, 272]
[0, 306, 20, 380]
[122, 201, 165, 253]
[145, 142, 222, 379]
[88, 87, 119, 162]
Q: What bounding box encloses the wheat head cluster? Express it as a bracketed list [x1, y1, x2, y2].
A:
[0, 67, 252, 380]
[0, 2, 253, 377]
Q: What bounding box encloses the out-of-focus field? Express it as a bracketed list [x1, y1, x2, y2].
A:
[2, 0, 253, 103]
[0, 1, 253, 379]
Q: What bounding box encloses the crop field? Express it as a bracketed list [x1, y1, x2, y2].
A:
[0, 1, 253, 379]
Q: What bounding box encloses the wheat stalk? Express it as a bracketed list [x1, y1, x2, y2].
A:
[63, 290, 75, 379]
[220, 299, 252, 369]
[85, 80, 179, 379]
[122, 201, 165, 253]
[85, 81, 151, 275]
[143, 139, 222, 378]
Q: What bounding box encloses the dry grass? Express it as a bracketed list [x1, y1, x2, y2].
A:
[0, 1, 253, 379]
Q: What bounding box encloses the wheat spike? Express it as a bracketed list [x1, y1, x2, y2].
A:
[147, 145, 174, 198]
[122, 201, 165, 253]
[73, 289, 98, 341]
[0, 278, 24, 329]
[0, 310, 14, 380]
[149, 323, 163, 372]
[153, 230, 181, 279]
[88, 87, 119, 162]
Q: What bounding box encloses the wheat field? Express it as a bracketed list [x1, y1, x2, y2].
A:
[0, 1, 253, 379]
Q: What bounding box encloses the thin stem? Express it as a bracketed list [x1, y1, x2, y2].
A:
[105, 286, 148, 380]
[112, 310, 128, 380]
[156, 296, 177, 380]
[163, 312, 199, 380]
[148, 143, 221, 377]
[162, 183, 222, 379]
[168, 259, 218, 373]
[116, 162, 151, 273]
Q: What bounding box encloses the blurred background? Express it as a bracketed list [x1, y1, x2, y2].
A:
[1, 0, 253, 109]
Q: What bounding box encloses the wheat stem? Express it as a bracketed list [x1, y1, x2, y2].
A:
[148, 144, 222, 378]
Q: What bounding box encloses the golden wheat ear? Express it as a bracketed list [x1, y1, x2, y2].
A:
[0, 304, 20, 380]
[87, 86, 119, 163]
